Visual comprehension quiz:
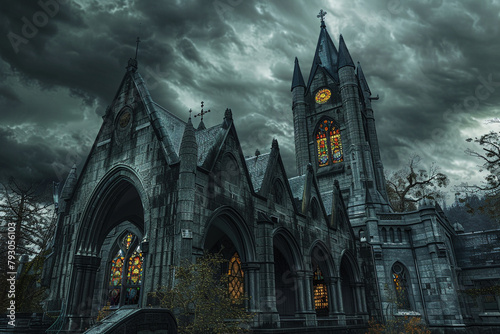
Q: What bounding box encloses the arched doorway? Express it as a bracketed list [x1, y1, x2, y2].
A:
[202, 208, 256, 309]
[340, 255, 357, 316]
[273, 231, 304, 318]
[311, 244, 334, 317]
[67, 170, 148, 330]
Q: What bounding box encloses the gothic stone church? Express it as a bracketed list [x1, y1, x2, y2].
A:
[43, 14, 500, 333]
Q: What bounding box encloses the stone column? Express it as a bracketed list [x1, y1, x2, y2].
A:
[242, 262, 260, 313]
[327, 277, 339, 316]
[140, 240, 149, 308]
[65, 254, 100, 331]
[336, 277, 346, 325]
[256, 218, 279, 327]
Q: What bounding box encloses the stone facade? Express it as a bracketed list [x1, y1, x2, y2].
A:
[42, 17, 500, 334]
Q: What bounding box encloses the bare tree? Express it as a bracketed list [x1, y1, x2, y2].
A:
[385, 155, 449, 212]
[0, 178, 56, 312]
[0, 178, 55, 261]
[464, 131, 500, 220]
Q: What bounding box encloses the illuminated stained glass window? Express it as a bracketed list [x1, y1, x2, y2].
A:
[316, 119, 343, 167]
[313, 266, 329, 315]
[228, 252, 244, 299]
[108, 232, 143, 307]
[392, 263, 411, 310]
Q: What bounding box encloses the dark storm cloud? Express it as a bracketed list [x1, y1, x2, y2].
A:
[0, 0, 499, 197]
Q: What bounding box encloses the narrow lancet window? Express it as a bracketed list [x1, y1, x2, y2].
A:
[316, 119, 343, 167]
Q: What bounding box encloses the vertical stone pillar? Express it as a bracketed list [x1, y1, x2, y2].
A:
[242, 262, 260, 313]
[327, 277, 339, 315]
[256, 218, 279, 327]
[65, 254, 100, 331]
[295, 270, 316, 326]
[336, 277, 346, 325]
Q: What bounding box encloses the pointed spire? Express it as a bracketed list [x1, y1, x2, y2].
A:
[357, 62, 371, 95]
[223, 108, 232, 129]
[197, 119, 206, 130]
[179, 117, 198, 172]
[61, 164, 78, 199]
[126, 37, 140, 72]
[338, 34, 355, 69]
[291, 57, 306, 91]
[271, 138, 279, 150]
[330, 179, 340, 229]
[306, 15, 339, 89]
[301, 163, 314, 214]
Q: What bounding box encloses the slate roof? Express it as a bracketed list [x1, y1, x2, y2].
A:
[245, 153, 270, 192]
[152, 102, 186, 155]
[288, 175, 306, 200]
[321, 190, 333, 215]
[307, 23, 339, 89]
[195, 123, 226, 167]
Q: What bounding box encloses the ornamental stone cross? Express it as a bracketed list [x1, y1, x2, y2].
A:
[194, 101, 211, 121]
[317, 9, 327, 22]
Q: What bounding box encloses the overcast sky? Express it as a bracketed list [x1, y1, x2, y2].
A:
[1, 0, 499, 203]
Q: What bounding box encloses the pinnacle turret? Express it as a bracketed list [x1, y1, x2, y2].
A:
[60, 164, 77, 200]
[179, 117, 198, 173]
[357, 62, 371, 96]
[338, 34, 355, 69]
[291, 57, 306, 91]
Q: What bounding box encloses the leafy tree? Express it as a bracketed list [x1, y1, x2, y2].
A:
[385, 155, 449, 212]
[151, 252, 253, 334]
[464, 131, 500, 221]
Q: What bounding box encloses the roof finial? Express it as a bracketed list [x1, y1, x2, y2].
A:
[317, 9, 327, 28]
[194, 101, 211, 122]
[135, 37, 140, 60]
[188, 108, 192, 120]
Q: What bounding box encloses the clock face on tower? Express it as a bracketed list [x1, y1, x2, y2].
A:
[315, 88, 331, 104]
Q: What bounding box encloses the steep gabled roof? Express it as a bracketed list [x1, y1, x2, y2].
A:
[245, 153, 271, 192]
[133, 72, 183, 164]
[195, 123, 227, 168]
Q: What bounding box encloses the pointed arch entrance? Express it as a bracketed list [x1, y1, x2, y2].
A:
[339, 252, 367, 318]
[273, 229, 310, 319]
[202, 207, 257, 311]
[310, 242, 335, 317]
[65, 167, 148, 330]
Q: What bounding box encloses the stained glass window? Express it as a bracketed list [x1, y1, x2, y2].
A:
[313, 266, 329, 315]
[392, 263, 411, 310]
[228, 252, 244, 299]
[315, 88, 331, 104]
[316, 119, 343, 167]
[108, 232, 143, 307]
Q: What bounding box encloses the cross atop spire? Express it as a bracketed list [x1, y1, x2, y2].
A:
[135, 37, 140, 60]
[194, 101, 211, 121]
[317, 9, 327, 28]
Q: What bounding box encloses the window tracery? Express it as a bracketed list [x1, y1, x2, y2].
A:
[228, 252, 244, 299]
[313, 266, 329, 315]
[316, 119, 343, 167]
[108, 232, 143, 307]
[392, 262, 411, 310]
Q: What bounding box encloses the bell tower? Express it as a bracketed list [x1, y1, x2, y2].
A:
[291, 10, 390, 225]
